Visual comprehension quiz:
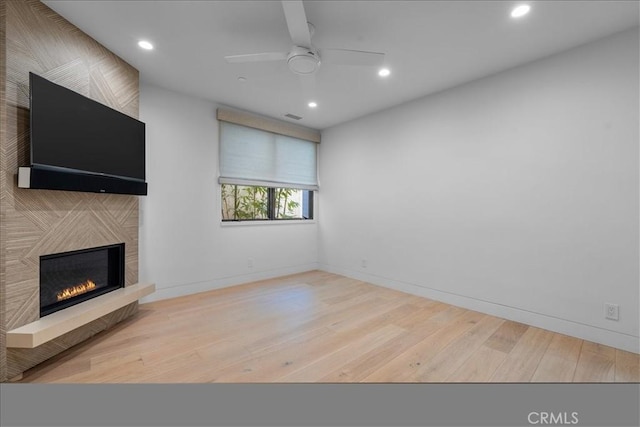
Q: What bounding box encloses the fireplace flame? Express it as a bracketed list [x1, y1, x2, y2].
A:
[56, 280, 97, 302]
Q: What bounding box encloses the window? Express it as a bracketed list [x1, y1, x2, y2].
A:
[217, 110, 319, 222]
[221, 185, 313, 221]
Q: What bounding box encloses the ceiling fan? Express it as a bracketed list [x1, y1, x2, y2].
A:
[224, 0, 385, 76]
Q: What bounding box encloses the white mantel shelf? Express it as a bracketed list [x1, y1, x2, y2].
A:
[6, 283, 155, 349]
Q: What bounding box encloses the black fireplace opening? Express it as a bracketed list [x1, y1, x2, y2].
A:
[40, 243, 125, 317]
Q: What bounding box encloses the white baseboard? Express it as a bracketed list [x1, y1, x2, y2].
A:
[140, 262, 320, 303]
[319, 264, 640, 354]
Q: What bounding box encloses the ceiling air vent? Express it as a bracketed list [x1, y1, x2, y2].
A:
[284, 113, 303, 120]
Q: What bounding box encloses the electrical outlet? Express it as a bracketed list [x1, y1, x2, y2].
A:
[604, 303, 619, 321]
[361, 259, 367, 268]
[247, 258, 254, 269]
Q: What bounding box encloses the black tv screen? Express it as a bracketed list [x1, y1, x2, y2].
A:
[29, 72, 145, 181]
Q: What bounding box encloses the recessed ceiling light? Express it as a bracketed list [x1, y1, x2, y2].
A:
[308, 101, 317, 108]
[511, 4, 531, 18]
[378, 68, 391, 77]
[237, 77, 247, 82]
[137, 40, 154, 50]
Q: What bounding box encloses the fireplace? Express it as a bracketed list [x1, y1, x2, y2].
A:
[40, 243, 125, 317]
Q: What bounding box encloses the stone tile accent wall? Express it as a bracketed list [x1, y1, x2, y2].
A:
[0, 0, 140, 382]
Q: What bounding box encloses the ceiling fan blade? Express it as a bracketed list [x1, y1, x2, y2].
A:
[224, 52, 288, 63]
[319, 48, 385, 67]
[282, 0, 312, 48]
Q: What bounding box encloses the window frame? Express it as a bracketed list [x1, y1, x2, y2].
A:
[220, 183, 315, 223]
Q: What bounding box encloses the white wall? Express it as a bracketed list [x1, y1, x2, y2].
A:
[318, 28, 639, 352]
[138, 85, 318, 302]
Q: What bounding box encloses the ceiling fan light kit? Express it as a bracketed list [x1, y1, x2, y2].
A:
[288, 46, 321, 75]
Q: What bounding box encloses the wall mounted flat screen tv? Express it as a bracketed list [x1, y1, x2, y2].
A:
[23, 72, 147, 195]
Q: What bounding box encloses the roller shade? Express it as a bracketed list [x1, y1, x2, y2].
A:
[219, 122, 318, 190]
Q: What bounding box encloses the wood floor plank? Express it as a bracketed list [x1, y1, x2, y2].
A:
[415, 315, 504, 382]
[318, 307, 463, 382]
[573, 346, 616, 383]
[391, 302, 452, 330]
[192, 302, 422, 382]
[317, 327, 442, 382]
[62, 352, 148, 383]
[209, 327, 339, 382]
[489, 327, 554, 382]
[279, 324, 406, 382]
[209, 300, 427, 382]
[190, 295, 393, 372]
[446, 345, 507, 382]
[14, 351, 92, 383]
[120, 350, 204, 383]
[16, 271, 634, 384]
[324, 298, 416, 333]
[581, 341, 616, 359]
[530, 334, 582, 382]
[242, 296, 396, 356]
[484, 320, 529, 354]
[615, 350, 640, 382]
[321, 284, 378, 305]
[362, 310, 485, 382]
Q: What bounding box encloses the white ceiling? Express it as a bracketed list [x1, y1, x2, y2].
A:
[42, 1, 639, 130]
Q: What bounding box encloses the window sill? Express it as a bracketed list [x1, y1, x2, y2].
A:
[220, 219, 316, 227]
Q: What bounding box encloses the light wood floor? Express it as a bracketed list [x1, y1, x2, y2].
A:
[17, 271, 639, 383]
